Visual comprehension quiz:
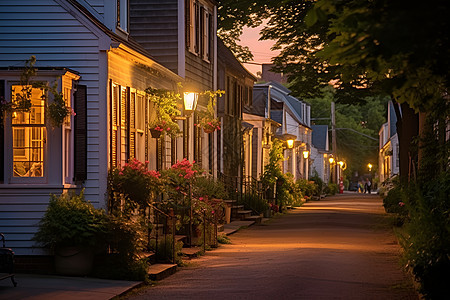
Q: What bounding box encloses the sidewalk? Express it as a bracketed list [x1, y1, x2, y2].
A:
[0, 273, 141, 300]
[0, 219, 260, 300]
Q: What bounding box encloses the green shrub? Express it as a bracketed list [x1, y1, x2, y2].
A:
[193, 175, 228, 199]
[33, 190, 108, 250]
[309, 173, 324, 196]
[400, 176, 450, 299]
[217, 235, 231, 244]
[149, 238, 183, 265]
[382, 186, 407, 215]
[326, 183, 338, 195]
[297, 178, 317, 197]
[240, 193, 269, 214]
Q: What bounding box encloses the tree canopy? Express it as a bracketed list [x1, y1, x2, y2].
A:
[218, 0, 449, 111]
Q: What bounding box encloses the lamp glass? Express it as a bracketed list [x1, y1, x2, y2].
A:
[338, 161, 344, 167]
[303, 150, 309, 159]
[287, 139, 294, 149]
[329, 157, 335, 164]
[184, 92, 198, 111]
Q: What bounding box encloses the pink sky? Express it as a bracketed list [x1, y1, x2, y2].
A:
[240, 25, 280, 77]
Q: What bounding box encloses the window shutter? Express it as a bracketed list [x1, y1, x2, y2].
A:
[185, 0, 190, 49]
[128, 89, 136, 159]
[200, 6, 205, 58]
[111, 83, 119, 168]
[194, 1, 200, 54]
[208, 12, 213, 61]
[0, 80, 5, 182]
[74, 84, 87, 181]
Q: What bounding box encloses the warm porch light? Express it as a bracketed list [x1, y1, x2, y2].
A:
[338, 161, 347, 170]
[329, 157, 335, 164]
[286, 139, 294, 149]
[368, 163, 373, 171]
[302, 150, 309, 159]
[183, 92, 198, 113]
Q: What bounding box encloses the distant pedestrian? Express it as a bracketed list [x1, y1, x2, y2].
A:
[364, 178, 372, 194]
[358, 181, 363, 193]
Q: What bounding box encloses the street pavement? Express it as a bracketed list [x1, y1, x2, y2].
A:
[127, 193, 419, 300]
[0, 273, 141, 300]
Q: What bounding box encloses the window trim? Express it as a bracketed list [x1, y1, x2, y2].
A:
[6, 82, 48, 184]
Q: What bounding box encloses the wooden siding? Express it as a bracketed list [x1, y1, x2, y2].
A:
[185, 51, 213, 91]
[129, 0, 179, 73]
[0, 0, 105, 255]
[85, 0, 105, 15]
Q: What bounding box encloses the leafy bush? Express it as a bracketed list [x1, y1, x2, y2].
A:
[193, 175, 228, 199]
[108, 158, 163, 212]
[310, 173, 324, 196]
[33, 190, 108, 250]
[326, 183, 339, 195]
[240, 193, 269, 214]
[149, 238, 183, 265]
[382, 186, 407, 215]
[217, 234, 231, 244]
[400, 176, 450, 299]
[297, 178, 318, 197]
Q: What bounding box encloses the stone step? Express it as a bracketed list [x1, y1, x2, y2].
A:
[237, 210, 252, 220]
[224, 199, 237, 204]
[181, 246, 203, 259]
[217, 224, 224, 232]
[244, 215, 262, 224]
[175, 235, 187, 244]
[148, 263, 177, 281]
[232, 205, 244, 210]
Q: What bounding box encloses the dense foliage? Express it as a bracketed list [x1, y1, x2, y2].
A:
[33, 190, 108, 249]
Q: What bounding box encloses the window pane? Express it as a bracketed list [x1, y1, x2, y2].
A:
[12, 85, 46, 177]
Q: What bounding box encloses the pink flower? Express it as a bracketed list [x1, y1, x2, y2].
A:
[399, 202, 405, 207]
[118, 171, 123, 176]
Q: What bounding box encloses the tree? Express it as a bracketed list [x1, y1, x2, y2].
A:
[308, 87, 387, 179]
[218, 0, 449, 182]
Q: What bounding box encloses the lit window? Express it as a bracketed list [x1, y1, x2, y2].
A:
[11, 85, 46, 177]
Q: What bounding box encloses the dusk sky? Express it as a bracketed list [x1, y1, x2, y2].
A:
[240, 24, 280, 77]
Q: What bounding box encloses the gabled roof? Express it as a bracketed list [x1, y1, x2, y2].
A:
[254, 82, 310, 129]
[217, 38, 256, 81]
[311, 125, 329, 151]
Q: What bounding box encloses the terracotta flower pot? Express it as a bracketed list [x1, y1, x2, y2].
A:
[203, 128, 215, 134]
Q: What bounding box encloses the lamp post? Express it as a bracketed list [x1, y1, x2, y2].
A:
[183, 92, 198, 246]
[329, 157, 335, 183]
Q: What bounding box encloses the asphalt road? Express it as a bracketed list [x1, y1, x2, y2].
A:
[128, 193, 418, 300]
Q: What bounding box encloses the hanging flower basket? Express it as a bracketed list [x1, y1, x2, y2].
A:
[150, 128, 162, 138]
[203, 128, 216, 134]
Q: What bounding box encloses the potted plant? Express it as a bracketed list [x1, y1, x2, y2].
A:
[33, 190, 108, 276]
[196, 90, 224, 134]
[146, 87, 182, 138]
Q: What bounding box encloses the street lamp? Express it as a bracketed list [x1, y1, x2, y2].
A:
[183, 92, 198, 114]
[329, 157, 335, 164]
[286, 139, 294, 149]
[368, 163, 373, 172]
[303, 150, 309, 159]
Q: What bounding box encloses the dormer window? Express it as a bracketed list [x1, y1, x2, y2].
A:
[117, 0, 129, 32]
